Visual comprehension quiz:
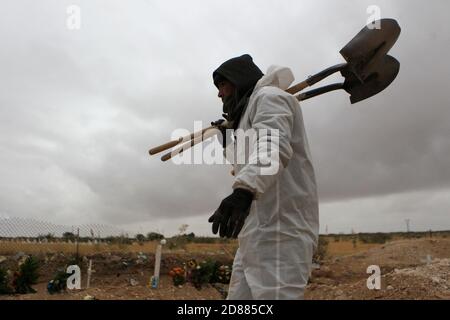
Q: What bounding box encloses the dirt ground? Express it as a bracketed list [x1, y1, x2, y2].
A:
[1, 238, 449, 300]
[306, 238, 450, 300]
[0, 251, 229, 300]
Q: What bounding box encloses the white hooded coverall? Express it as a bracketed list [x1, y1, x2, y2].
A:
[225, 66, 319, 300]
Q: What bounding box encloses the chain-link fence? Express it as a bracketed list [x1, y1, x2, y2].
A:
[0, 217, 145, 256]
[0, 216, 236, 299]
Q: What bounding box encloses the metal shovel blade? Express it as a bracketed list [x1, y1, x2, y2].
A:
[343, 55, 400, 104]
[340, 19, 401, 82]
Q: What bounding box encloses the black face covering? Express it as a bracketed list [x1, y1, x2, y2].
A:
[213, 54, 264, 130]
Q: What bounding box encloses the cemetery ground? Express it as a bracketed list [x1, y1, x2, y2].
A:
[0, 233, 449, 300]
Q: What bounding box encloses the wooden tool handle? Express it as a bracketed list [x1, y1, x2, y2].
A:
[149, 138, 182, 155]
[285, 63, 347, 95]
[161, 128, 219, 162]
[285, 80, 309, 95]
[149, 126, 214, 156]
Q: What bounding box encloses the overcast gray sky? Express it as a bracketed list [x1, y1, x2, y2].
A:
[1, 0, 449, 237]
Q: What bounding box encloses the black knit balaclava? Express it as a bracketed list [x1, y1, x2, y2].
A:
[213, 54, 264, 130]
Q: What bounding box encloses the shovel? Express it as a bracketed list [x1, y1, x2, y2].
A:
[149, 18, 401, 161]
[296, 54, 400, 104]
[291, 18, 401, 104]
[286, 18, 401, 95]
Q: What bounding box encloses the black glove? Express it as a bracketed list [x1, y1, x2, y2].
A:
[211, 118, 226, 127]
[208, 188, 254, 238]
[211, 118, 231, 148]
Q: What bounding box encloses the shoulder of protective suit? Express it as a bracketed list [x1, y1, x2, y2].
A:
[252, 85, 299, 109]
[254, 85, 297, 100]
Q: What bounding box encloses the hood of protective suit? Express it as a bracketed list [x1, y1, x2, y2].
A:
[213, 54, 264, 129]
[253, 65, 295, 92]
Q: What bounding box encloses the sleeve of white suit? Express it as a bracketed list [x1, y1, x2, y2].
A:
[232, 88, 297, 198]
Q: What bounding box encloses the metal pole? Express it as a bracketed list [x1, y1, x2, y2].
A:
[76, 228, 80, 264]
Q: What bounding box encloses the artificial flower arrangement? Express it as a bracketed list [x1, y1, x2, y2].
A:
[168, 266, 186, 286]
[168, 259, 232, 289]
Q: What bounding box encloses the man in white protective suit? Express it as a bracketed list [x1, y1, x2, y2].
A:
[208, 54, 319, 300]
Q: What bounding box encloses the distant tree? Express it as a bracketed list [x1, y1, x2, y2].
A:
[45, 233, 55, 241]
[186, 232, 195, 241]
[178, 224, 189, 235]
[105, 236, 116, 244]
[118, 234, 132, 245]
[135, 234, 146, 243]
[62, 232, 76, 241]
[147, 232, 164, 241]
[37, 233, 55, 242]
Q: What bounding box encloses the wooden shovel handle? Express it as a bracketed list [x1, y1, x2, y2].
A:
[285, 80, 309, 95]
[161, 128, 219, 162]
[149, 138, 183, 155]
[286, 63, 347, 95]
[149, 126, 214, 156]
